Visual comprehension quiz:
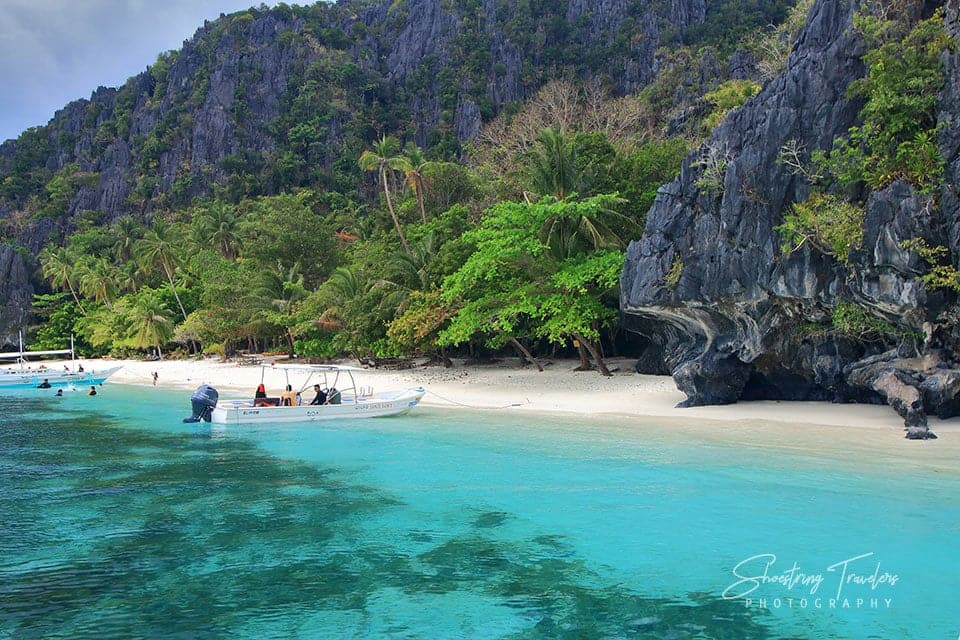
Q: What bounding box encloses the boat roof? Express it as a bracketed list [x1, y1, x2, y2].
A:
[260, 364, 364, 373]
[0, 348, 72, 360]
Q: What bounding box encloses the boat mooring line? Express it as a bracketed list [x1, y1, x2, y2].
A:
[424, 389, 527, 410]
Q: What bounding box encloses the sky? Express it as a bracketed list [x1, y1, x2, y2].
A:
[0, 0, 265, 142]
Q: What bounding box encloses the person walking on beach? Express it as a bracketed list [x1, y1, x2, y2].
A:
[152, 371, 159, 386]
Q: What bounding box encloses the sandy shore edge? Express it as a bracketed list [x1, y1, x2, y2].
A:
[28, 355, 960, 467]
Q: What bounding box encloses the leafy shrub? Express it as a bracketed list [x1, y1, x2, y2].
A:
[776, 193, 864, 266]
[900, 238, 960, 292]
[702, 79, 761, 132]
[831, 301, 899, 341]
[664, 256, 683, 290]
[816, 10, 948, 191]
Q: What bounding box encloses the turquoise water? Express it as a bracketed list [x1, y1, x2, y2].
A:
[1, 385, 958, 639]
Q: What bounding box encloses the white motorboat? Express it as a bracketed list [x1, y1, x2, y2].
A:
[186, 364, 425, 424]
[0, 333, 122, 390]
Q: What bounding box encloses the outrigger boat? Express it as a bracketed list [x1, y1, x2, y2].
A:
[184, 364, 425, 424]
[0, 333, 122, 390]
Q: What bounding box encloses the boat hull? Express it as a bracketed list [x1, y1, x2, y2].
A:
[209, 388, 426, 424]
[0, 366, 123, 390]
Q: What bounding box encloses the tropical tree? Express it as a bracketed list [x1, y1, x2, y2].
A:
[440, 195, 622, 375]
[396, 144, 431, 224]
[109, 216, 144, 263]
[191, 201, 242, 259]
[238, 191, 337, 288]
[135, 219, 189, 321]
[253, 262, 308, 355]
[126, 289, 174, 357]
[359, 135, 411, 254]
[537, 198, 625, 261]
[527, 127, 581, 200]
[39, 245, 86, 314]
[77, 256, 118, 307]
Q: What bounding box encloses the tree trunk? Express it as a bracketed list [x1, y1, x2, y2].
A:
[574, 332, 611, 376]
[574, 340, 591, 371]
[162, 261, 188, 321]
[67, 281, 87, 315]
[415, 175, 427, 224]
[286, 329, 296, 357]
[509, 337, 543, 372]
[439, 345, 452, 368]
[381, 167, 412, 254]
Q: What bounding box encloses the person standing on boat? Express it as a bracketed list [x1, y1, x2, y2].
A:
[310, 384, 327, 405]
[254, 383, 268, 406]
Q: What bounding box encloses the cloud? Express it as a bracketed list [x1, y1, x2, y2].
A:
[0, 0, 259, 142]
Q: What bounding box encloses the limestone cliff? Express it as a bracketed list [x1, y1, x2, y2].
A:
[0, 0, 770, 335]
[621, 0, 960, 437]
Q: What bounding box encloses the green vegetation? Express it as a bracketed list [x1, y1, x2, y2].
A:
[814, 9, 948, 192]
[701, 80, 761, 133]
[900, 238, 960, 293]
[776, 193, 864, 267]
[831, 301, 901, 341]
[775, 6, 950, 281]
[6, 0, 817, 364]
[664, 256, 683, 290]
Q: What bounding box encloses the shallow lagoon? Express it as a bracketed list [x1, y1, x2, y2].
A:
[1, 385, 957, 639]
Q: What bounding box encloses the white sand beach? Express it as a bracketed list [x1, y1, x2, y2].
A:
[42, 354, 960, 470]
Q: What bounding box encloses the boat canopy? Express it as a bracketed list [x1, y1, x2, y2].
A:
[257, 363, 371, 400]
[259, 364, 364, 373]
[0, 349, 72, 360]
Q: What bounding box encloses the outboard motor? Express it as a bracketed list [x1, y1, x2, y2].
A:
[183, 385, 219, 423]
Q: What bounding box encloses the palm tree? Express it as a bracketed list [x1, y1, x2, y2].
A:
[39, 246, 86, 314]
[135, 219, 189, 321]
[527, 127, 581, 200]
[110, 216, 144, 263]
[192, 202, 242, 259]
[316, 266, 367, 331]
[127, 290, 174, 358]
[359, 135, 411, 254]
[396, 144, 431, 224]
[538, 204, 625, 261]
[253, 262, 307, 355]
[78, 257, 118, 307]
[115, 261, 142, 295]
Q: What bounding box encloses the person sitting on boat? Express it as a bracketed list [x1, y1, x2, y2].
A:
[37, 378, 52, 389]
[280, 384, 298, 407]
[326, 387, 341, 405]
[254, 383, 269, 406]
[310, 384, 326, 406]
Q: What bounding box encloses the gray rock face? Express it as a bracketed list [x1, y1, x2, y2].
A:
[0, 0, 729, 233]
[621, 0, 960, 433]
[0, 0, 764, 330]
[0, 244, 32, 339]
